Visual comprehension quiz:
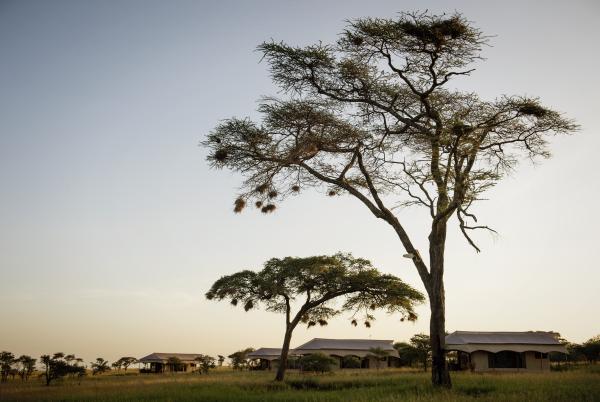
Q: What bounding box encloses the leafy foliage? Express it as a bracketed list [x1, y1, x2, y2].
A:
[0, 351, 15, 382]
[580, 335, 600, 363]
[299, 353, 337, 373]
[394, 333, 431, 370]
[394, 341, 419, 367]
[91, 358, 111, 375]
[217, 355, 225, 367]
[16, 355, 36, 381]
[207, 253, 423, 327]
[204, 11, 576, 257]
[115, 357, 137, 371]
[40, 353, 86, 386]
[228, 348, 256, 370]
[207, 253, 422, 381]
[409, 333, 432, 371]
[195, 355, 216, 374]
[341, 355, 362, 369]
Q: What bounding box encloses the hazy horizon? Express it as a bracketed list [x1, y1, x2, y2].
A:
[1, 0, 599, 365]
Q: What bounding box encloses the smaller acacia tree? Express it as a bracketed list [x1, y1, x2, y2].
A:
[113, 357, 137, 371]
[394, 341, 418, 367]
[206, 253, 424, 381]
[195, 355, 216, 374]
[91, 358, 110, 375]
[409, 333, 432, 371]
[581, 335, 600, 364]
[40, 353, 85, 386]
[16, 355, 36, 381]
[217, 355, 225, 367]
[0, 351, 15, 382]
[228, 348, 255, 370]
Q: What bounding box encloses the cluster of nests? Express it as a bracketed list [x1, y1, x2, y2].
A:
[350, 319, 372, 328]
[233, 184, 339, 214]
[517, 102, 549, 118]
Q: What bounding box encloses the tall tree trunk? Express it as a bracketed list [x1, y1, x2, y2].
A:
[274, 326, 294, 381]
[428, 220, 452, 388]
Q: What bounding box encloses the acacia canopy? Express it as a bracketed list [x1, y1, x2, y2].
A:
[206, 253, 424, 381]
[203, 11, 577, 387]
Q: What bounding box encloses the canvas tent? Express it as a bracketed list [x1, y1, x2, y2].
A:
[445, 331, 566, 372]
[248, 338, 400, 370]
[137, 353, 203, 373]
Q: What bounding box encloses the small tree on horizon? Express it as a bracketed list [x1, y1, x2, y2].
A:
[227, 348, 255, 370]
[195, 355, 216, 374]
[206, 253, 424, 381]
[91, 358, 111, 375]
[16, 355, 36, 381]
[394, 341, 418, 367]
[113, 357, 137, 371]
[40, 353, 85, 386]
[0, 351, 15, 382]
[581, 335, 600, 364]
[409, 333, 432, 372]
[217, 355, 225, 367]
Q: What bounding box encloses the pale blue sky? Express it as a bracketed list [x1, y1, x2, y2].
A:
[1, 0, 599, 364]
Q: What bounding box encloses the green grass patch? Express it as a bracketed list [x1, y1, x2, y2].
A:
[0, 367, 599, 401]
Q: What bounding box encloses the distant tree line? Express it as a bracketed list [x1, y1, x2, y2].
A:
[550, 335, 600, 365]
[0, 352, 36, 382]
[0, 352, 140, 386]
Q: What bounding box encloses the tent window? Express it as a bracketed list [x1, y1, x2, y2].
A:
[534, 352, 548, 359]
[488, 351, 526, 368]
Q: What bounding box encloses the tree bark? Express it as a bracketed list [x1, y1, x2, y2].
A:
[274, 325, 294, 381]
[428, 220, 452, 388]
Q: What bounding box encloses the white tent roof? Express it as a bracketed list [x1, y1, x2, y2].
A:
[445, 331, 567, 354]
[248, 338, 400, 360]
[247, 348, 286, 359]
[295, 338, 396, 351]
[137, 353, 204, 363]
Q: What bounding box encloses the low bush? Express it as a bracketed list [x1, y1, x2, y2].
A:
[299, 354, 337, 374]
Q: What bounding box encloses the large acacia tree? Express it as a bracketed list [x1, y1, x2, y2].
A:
[203, 12, 577, 386]
[206, 253, 424, 381]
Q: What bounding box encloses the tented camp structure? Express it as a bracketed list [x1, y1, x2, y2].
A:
[446, 331, 566, 372]
[247, 338, 400, 370]
[137, 353, 203, 373]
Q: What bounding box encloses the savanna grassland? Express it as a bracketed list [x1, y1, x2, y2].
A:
[1, 366, 599, 402]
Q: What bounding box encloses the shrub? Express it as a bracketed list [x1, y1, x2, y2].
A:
[300, 353, 337, 373]
[342, 355, 361, 369]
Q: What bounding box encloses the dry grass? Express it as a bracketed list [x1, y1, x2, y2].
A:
[0, 366, 599, 401]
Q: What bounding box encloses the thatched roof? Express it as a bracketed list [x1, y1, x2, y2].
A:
[445, 331, 567, 354]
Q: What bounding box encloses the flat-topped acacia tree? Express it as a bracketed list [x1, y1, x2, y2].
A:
[206, 253, 424, 381]
[203, 11, 577, 386]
